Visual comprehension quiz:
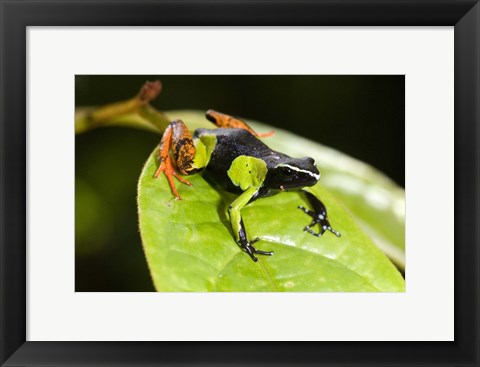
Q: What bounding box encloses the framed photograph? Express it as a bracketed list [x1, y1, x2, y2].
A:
[1, 1, 478, 366]
[75, 74, 406, 293]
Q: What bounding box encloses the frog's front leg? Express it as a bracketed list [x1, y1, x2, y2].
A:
[154, 119, 198, 200]
[229, 186, 273, 262]
[298, 190, 341, 238]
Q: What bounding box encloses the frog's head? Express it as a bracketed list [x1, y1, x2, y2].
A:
[264, 157, 320, 191]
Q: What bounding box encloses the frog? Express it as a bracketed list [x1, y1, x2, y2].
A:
[155, 109, 341, 262]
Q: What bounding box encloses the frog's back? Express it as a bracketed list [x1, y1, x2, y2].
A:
[196, 127, 272, 155]
[194, 128, 275, 192]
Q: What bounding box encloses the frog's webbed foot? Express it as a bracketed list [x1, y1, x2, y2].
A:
[154, 153, 192, 200]
[298, 205, 341, 237]
[238, 237, 274, 262]
[298, 191, 341, 238]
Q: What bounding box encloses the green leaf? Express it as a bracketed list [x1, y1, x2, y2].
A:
[138, 111, 405, 292]
[167, 110, 406, 269]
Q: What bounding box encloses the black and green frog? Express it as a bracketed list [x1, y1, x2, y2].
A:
[155, 109, 341, 262]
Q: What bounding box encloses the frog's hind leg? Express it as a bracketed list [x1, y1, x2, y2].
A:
[298, 190, 341, 237]
[154, 119, 196, 200]
[206, 109, 274, 138]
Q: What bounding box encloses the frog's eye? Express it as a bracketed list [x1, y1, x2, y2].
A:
[276, 166, 294, 176]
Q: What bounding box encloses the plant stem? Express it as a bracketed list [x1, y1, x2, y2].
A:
[75, 80, 170, 135]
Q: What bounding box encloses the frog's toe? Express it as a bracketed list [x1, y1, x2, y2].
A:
[238, 238, 273, 261]
[303, 220, 316, 232]
[304, 224, 341, 238]
[253, 248, 274, 256]
[172, 171, 193, 187]
[305, 227, 326, 237]
[250, 238, 273, 256]
[298, 205, 315, 217]
[249, 241, 273, 257]
[247, 252, 259, 262]
[329, 227, 341, 237]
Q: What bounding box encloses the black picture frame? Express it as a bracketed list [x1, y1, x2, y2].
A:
[1, 1, 479, 366]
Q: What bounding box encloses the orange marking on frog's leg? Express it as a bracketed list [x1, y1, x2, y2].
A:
[154, 123, 192, 200]
[154, 125, 172, 178]
[171, 120, 197, 176]
[205, 109, 275, 138]
[255, 130, 275, 138]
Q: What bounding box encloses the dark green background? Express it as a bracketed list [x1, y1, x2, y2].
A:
[75, 75, 405, 292]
